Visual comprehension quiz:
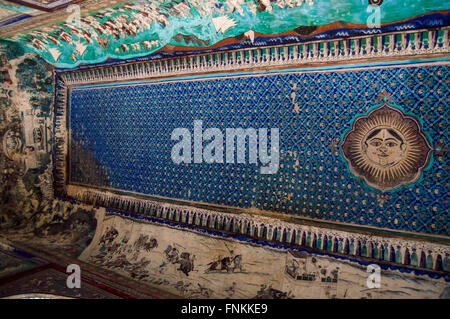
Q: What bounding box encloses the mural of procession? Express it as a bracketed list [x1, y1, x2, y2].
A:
[80, 213, 449, 299]
[83, 214, 289, 298]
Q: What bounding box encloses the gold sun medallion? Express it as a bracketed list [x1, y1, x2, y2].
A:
[341, 101, 432, 192]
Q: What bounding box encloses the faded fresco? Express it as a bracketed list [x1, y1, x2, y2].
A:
[80, 212, 449, 299]
[0, 41, 97, 259]
[0, 41, 53, 230]
[64, 65, 448, 237]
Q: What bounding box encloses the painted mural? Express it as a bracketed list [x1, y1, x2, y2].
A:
[79, 211, 449, 299]
[64, 64, 448, 237]
[341, 101, 432, 191]
[0, 41, 97, 260]
[1, 0, 449, 68]
[0, 0, 45, 28]
[0, 1, 448, 300]
[0, 41, 52, 230]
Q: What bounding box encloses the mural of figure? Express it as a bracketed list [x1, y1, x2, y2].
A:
[206, 251, 243, 273]
[100, 226, 119, 245]
[232, 254, 243, 272]
[3, 130, 22, 155]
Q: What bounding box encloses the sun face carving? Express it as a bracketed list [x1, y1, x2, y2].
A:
[341, 102, 432, 192]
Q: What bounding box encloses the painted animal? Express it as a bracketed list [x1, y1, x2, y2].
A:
[176, 252, 195, 276]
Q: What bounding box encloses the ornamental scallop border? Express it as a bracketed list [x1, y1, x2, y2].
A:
[74, 188, 449, 276]
[53, 27, 450, 276]
[59, 28, 449, 85]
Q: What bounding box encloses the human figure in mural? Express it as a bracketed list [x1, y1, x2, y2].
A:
[285, 258, 299, 278]
[163, 245, 195, 276]
[232, 254, 243, 272]
[3, 130, 23, 162]
[362, 127, 406, 168]
[100, 226, 119, 246]
[164, 245, 180, 263]
[206, 251, 243, 273]
[133, 234, 158, 252]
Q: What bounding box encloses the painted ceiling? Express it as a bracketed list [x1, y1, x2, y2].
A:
[0, 0, 449, 68]
[6, 0, 83, 11]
